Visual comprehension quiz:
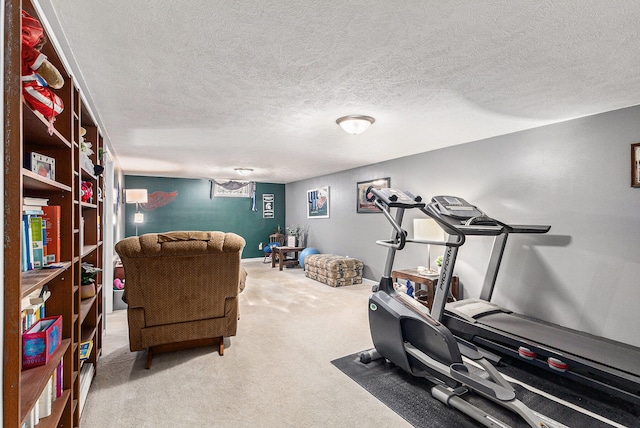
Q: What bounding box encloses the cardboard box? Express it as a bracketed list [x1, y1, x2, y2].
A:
[22, 315, 63, 369]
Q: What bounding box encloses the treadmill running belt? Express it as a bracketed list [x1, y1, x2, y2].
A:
[475, 311, 640, 377]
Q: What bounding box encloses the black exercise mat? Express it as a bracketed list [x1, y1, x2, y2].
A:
[331, 353, 639, 427]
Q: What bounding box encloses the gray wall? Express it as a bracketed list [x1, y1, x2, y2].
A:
[285, 105, 640, 347]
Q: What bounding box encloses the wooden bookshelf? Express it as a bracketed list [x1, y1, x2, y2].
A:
[3, 1, 106, 426]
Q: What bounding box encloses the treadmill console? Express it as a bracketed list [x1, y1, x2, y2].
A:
[432, 195, 484, 220]
[370, 187, 425, 209]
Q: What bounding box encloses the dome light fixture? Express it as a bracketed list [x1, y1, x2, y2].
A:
[336, 115, 375, 135]
[234, 167, 254, 176]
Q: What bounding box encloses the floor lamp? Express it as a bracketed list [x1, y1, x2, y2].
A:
[125, 189, 148, 236]
[413, 218, 444, 275]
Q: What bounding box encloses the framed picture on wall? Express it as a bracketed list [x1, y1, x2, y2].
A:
[632, 143, 640, 188]
[356, 177, 390, 213]
[307, 186, 329, 218]
[213, 181, 251, 197]
[263, 194, 274, 218]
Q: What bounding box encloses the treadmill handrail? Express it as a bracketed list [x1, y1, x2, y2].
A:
[456, 224, 505, 236]
[375, 199, 407, 250]
[508, 224, 551, 234]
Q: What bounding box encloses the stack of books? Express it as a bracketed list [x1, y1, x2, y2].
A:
[21, 286, 51, 332]
[22, 197, 61, 271]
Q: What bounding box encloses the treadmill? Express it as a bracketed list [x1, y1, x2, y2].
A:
[425, 195, 640, 407]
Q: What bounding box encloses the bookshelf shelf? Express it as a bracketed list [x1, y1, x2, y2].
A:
[4, 2, 106, 426]
[80, 297, 96, 325]
[22, 169, 73, 192]
[81, 325, 98, 344]
[80, 166, 97, 180]
[22, 103, 72, 149]
[80, 201, 98, 209]
[81, 244, 98, 258]
[21, 262, 72, 298]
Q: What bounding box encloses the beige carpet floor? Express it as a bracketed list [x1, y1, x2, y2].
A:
[80, 260, 412, 427]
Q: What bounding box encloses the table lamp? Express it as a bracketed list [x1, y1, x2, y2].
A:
[413, 218, 444, 275]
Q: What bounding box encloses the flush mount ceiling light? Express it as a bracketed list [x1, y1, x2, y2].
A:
[234, 168, 254, 176]
[336, 115, 375, 135]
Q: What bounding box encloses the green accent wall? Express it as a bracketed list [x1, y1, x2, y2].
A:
[124, 176, 285, 258]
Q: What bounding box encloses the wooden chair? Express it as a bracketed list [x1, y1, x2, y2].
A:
[263, 233, 285, 263]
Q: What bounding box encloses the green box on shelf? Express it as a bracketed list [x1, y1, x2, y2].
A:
[22, 315, 62, 369]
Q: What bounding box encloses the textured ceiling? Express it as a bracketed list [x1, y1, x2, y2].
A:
[38, 0, 640, 183]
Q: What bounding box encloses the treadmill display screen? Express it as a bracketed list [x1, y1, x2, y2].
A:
[443, 196, 461, 205]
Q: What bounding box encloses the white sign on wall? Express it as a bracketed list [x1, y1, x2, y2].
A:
[263, 194, 274, 218]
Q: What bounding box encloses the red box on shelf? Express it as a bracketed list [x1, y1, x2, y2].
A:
[22, 315, 63, 369]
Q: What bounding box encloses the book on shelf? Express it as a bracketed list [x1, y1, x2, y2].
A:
[23, 204, 45, 212]
[22, 302, 45, 332]
[42, 221, 48, 263]
[79, 340, 93, 361]
[22, 217, 28, 271]
[56, 360, 63, 398]
[30, 216, 45, 268]
[37, 376, 53, 419]
[79, 362, 95, 414]
[41, 206, 61, 263]
[23, 196, 49, 206]
[22, 214, 34, 271]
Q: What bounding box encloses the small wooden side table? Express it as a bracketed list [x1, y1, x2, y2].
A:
[391, 269, 459, 310]
[271, 246, 306, 271]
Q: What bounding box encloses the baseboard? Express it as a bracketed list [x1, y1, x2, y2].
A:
[242, 257, 265, 263]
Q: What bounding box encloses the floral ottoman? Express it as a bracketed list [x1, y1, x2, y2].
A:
[304, 254, 363, 287]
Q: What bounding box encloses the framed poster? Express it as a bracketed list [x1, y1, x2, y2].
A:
[307, 186, 329, 218]
[356, 177, 390, 213]
[263, 194, 274, 218]
[632, 143, 640, 188]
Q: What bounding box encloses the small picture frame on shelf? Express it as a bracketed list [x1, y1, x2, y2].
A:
[29, 152, 55, 180]
[632, 143, 640, 188]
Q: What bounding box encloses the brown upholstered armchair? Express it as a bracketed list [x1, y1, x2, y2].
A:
[114, 231, 246, 368]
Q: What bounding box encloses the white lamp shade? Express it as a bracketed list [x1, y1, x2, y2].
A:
[414, 218, 444, 242]
[125, 189, 148, 204]
[336, 115, 375, 135]
[133, 212, 145, 223]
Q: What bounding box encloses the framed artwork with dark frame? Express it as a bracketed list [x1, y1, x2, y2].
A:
[632, 143, 640, 188]
[307, 186, 330, 218]
[356, 177, 390, 213]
